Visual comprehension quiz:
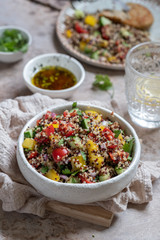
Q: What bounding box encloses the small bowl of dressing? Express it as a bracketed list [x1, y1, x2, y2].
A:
[23, 53, 85, 98]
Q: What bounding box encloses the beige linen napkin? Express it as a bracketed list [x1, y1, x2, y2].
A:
[0, 93, 160, 217]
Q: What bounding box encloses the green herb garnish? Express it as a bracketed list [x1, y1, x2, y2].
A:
[123, 138, 134, 155]
[0, 29, 28, 53]
[40, 166, 48, 174]
[62, 168, 72, 175]
[93, 74, 114, 98]
[72, 102, 77, 109]
[113, 129, 121, 138]
[80, 150, 87, 161]
[58, 138, 64, 146]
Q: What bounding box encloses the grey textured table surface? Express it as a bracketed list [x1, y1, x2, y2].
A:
[0, 1, 160, 239]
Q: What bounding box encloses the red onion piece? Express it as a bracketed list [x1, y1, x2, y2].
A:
[51, 112, 56, 119]
[60, 174, 68, 180]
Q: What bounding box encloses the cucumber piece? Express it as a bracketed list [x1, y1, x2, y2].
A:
[115, 166, 125, 175]
[84, 45, 94, 54]
[93, 31, 101, 37]
[74, 9, 84, 19]
[24, 129, 33, 138]
[67, 176, 80, 183]
[91, 51, 99, 60]
[81, 119, 90, 129]
[67, 136, 83, 149]
[58, 138, 64, 146]
[120, 28, 131, 37]
[100, 16, 112, 26]
[99, 173, 110, 182]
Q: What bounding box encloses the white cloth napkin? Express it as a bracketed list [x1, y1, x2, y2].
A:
[0, 93, 160, 216]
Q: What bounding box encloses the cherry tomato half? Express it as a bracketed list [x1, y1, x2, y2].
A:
[52, 147, 69, 163]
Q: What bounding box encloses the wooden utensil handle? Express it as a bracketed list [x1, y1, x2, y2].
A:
[47, 201, 114, 227]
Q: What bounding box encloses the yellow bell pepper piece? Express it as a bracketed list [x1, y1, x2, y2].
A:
[98, 125, 106, 131]
[22, 138, 36, 150]
[66, 29, 72, 38]
[79, 41, 87, 51]
[87, 140, 98, 154]
[71, 155, 86, 171]
[87, 140, 104, 169]
[89, 153, 104, 170]
[85, 15, 97, 26]
[108, 56, 117, 62]
[85, 110, 101, 122]
[45, 169, 60, 181]
[118, 133, 125, 145]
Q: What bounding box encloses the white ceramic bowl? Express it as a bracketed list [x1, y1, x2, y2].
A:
[17, 103, 141, 204]
[23, 53, 85, 99]
[0, 25, 32, 63]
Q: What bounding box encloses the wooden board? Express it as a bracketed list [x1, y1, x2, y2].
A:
[47, 201, 114, 227]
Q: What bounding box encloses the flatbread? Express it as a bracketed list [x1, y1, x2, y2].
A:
[100, 2, 154, 29]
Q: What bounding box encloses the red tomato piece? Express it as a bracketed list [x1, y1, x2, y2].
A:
[101, 26, 110, 40]
[59, 121, 75, 137]
[28, 151, 38, 159]
[44, 125, 55, 136]
[107, 144, 117, 149]
[78, 174, 93, 184]
[103, 128, 114, 140]
[63, 111, 68, 117]
[45, 111, 52, 120]
[52, 147, 69, 163]
[35, 132, 49, 144]
[108, 152, 119, 164]
[75, 22, 88, 34]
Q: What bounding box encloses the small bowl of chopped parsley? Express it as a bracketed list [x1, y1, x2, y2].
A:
[0, 25, 32, 63]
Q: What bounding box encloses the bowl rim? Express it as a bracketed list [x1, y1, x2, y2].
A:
[0, 25, 32, 55]
[17, 103, 141, 189]
[23, 53, 85, 93]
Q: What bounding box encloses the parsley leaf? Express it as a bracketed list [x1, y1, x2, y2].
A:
[80, 150, 87, 161]
[72, 102, 77, 109]
[40, 166, 48, 174]
[123, 138, 134, 155]
[62, 168, 72, 175]
[93, 74, 114, 98]
[113, 129, 121, 138]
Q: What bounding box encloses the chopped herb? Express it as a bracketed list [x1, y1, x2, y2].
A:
[62, 168, 72, 175]
[58, 138, 64, 146]
[0, 29, 28, 53]
[80, 150, 87, 161]
[93, 74, 112, 90]
[72, 102, 77, 109]
[127, 156, 132, 161]
[40, 166, 48, 174]
[38, 145, 45, 153]
[123, 138, 134, 155]
[71, 170, 80, 176]
[113, 129, 121, 138]
[93, 74, 114, 98]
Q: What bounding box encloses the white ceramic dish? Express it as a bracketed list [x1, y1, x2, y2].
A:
[23, 53, 85, 99]
[17, 103, 141, 204]
[0, 25, 32, 63]
[56, 0, 160, 70]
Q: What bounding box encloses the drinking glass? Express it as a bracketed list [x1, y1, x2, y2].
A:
[125, 42, 160, 128]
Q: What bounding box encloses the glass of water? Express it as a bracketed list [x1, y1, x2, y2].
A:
[125, 42, 160, 128]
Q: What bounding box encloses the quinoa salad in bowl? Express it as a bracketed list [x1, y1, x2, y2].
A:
[22, 102, 135, 184]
